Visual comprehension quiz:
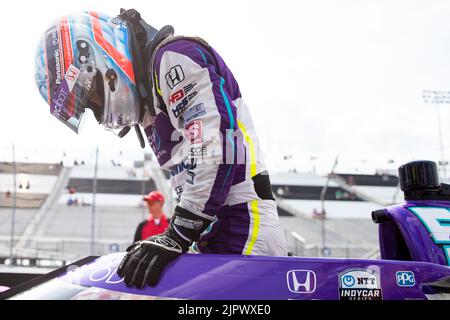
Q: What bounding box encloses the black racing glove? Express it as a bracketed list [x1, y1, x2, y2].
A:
[117, 206, 212, 288]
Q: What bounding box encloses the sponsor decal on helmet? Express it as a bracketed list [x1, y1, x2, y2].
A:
[51, 84, 69, 117]
[339, 269, 382, 300]
[50, 64, 80, 118]
[44, 28, 63, 87]
[65, 64, 80, 89]
[59, 16, 74, 71]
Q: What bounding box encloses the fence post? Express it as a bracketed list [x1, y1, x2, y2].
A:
[9, 144, 17, 265]
[90, 146, 99, 255]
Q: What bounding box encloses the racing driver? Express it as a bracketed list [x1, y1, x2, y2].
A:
[34, 9, 287, 288]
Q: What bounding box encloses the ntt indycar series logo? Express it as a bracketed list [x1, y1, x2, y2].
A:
[339, 269, 382, 300]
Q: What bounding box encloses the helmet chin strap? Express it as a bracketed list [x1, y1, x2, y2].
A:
[118, 126, 131, 138]
[134, 124, 146, 149]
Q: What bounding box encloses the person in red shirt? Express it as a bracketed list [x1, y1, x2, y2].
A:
[134, 191, 169, 242]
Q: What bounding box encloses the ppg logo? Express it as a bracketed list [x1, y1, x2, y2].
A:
[396, 271, 415, 287]
[286, 270, 316, 293]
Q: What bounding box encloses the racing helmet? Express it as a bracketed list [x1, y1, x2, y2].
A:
[34, 11, 141, 133]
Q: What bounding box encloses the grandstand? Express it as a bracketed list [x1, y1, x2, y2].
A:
[0, 159, 172, 262]
[271, 170, 401, 257]
[272, 171, 401, 218]
[0, 162, 61, 209]
[0, 209, 38, 253]
[0, 162, 63, 258]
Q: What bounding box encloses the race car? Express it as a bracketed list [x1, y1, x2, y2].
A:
[1, 160, 449, 300]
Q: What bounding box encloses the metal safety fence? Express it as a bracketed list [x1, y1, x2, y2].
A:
[0, 236, 131, 264]
[288, 231, 378, 259]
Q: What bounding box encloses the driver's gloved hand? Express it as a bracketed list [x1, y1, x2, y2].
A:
[117, 207, 212, 288]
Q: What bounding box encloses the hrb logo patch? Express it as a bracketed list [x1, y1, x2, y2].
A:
[184, 120, 203, 144]
[169, 89, 185, 104]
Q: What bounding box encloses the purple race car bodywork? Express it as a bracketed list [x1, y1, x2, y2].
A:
[43, 249, 450, 300]
[2, 198, 449, 300]
[1, 161, 450, 300]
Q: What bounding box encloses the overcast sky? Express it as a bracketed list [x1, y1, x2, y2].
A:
[1, 0, 449, 175]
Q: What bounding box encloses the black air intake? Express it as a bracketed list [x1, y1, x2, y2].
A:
[398, 160, 440, 192]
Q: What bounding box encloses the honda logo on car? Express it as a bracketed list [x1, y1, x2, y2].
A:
[339, 269, 382, 300]
[396, 271, 415, 287]
[286, 270, 316, 293]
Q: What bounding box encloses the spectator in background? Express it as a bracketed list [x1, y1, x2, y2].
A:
[312, 208, 326, 220]
[67, 187, 77, 206]
[134, 191, 169, 242]
[347, 176, 355, 186]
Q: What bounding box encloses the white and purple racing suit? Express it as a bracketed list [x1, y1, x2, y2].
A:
[141, 36, 287, 256]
